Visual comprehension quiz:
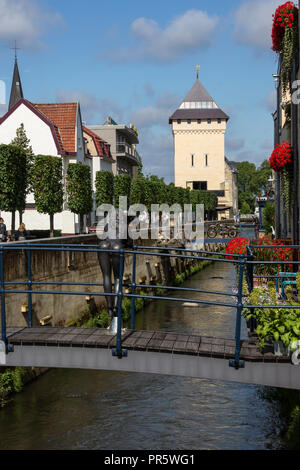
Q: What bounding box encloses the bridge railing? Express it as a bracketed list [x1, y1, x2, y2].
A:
[1, 242, 300, 370]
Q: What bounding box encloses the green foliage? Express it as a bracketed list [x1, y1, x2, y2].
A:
[10, 123, 35, 195]
[241, 202, 251, 214]
[66, 163, 93, 215]
[95, 170, 114, 206]
[114, 174, 131, 208]
[0, 367, 26, 406]
[281, 23, 299, 93]
[32, 155, 63, 215]
[0, 144, 27, 213]
[263, 202, 275, 234]
[243, 285, 300, 349]
[130, 175, 145, 205]
[237, 160, 272, 211]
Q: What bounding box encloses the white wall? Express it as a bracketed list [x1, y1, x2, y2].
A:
[0, 103, 58, 156]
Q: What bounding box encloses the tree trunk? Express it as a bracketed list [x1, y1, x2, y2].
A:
[19, 210, 23, 226]
[11, 211, 15, 232]
[50, 214, 54, 238]
[80, 214, 84, 234]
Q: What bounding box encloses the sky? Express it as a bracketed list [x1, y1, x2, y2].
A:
[0, 0, 293, 182]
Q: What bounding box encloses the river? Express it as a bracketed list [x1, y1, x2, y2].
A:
[0, 261, 284, 450]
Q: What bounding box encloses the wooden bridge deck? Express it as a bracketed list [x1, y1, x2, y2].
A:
[5, 326, 291, 364]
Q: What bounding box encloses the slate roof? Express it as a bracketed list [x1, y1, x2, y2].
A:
[169, 78, 229, 123]
[8, 58, 23, 110]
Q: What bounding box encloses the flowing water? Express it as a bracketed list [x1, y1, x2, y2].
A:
[0, 262, 284, 450]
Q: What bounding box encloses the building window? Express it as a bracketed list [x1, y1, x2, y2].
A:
[217, 118, 221, 124]
[177, 119, 181, 124]
[205, 154, 208, 166]
[197, 119, 201, 124]
[191, 154, 194, 167]
[193, 181, 207, 190]
[187, 119, 191, 124]
[207, 119, 211, 124]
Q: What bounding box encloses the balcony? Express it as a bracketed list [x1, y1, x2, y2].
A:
[116, 142, 139, 164]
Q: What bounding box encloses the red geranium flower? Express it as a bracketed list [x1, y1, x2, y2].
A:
[269, 140, 292, 172]
[271, 2, 298, 52]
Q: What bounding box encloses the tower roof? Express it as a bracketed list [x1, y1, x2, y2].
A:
[182, 79, 215, 103]
[169, 78, 229, 123]
[9, 58, 23, 110]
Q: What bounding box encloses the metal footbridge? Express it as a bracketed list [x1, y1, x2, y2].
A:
[1, 239, 300, 390]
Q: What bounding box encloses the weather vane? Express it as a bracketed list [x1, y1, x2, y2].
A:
[196, 65, 200, 80]
[11, 40, 20, 59]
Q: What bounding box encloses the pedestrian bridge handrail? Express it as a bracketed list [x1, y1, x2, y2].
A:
[0, 241, 299, 371]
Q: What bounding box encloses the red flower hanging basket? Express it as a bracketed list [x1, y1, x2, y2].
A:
[271, 1, 298, 52]
[269, 140, 292, 172]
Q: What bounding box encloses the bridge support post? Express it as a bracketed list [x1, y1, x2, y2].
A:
[130, 247, 137, 330]
[112, 249, 127, 359]
[229, 256, 246, 369]
[27, 243, 33, 328]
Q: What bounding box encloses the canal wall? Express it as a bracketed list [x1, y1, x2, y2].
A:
[2, 234, 225, 328]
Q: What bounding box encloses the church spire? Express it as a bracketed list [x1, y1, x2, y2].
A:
[8, 52, 23, 110]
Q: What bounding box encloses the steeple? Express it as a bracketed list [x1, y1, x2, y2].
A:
[9, 56, 23, 110]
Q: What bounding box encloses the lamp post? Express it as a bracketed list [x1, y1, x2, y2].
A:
[272, 73, 281, 238]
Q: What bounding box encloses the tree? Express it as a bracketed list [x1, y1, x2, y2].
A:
[241, 201, 251, 214]
[236, 160, 272, 212]
[11, 124, 35, 225]
[32, 155, 63, 237]
[130, 175, 145, 205]
[263, 202, 275, 234]
[66, 163, 93, 234]
[0, 144, 27, 231]
[95, 170, 114, 206]
[113, 174, 131, 208]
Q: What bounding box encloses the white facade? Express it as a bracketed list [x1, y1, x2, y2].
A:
[0, 101, 84, 234]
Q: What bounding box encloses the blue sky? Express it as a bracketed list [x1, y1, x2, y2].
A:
[0, 0, 289, 182]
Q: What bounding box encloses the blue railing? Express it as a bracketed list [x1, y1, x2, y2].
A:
[1, 241, 299, 369]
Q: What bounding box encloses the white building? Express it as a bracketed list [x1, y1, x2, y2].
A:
[0, 58, 113, 234]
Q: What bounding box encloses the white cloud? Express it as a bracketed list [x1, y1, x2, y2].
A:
[130, 92, 179, 128]
[233, 0, 282, 50]
[0, 0, 62, 48]
[105, 9, 219, 63]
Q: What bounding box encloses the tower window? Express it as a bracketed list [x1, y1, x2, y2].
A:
[193, 181, 207, 190]
[205, 154, 208, 166]
[187, 119, 191, 124]
[191, 154, 194, 167]
[207, 119, 211, 124]
[197, 119, 201, 124]
[217, 119, 221, 124]
[177, 119, 181, 124]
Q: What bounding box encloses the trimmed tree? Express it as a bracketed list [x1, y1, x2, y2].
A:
[10, 123, 35, 224]
[0, 144, 27, 231]
[130, 175, 145, 205]
[113, 174, 131, 208]
[32, 155, 63, 237]
[66, 163, 93, 234]
[95, 170, 114, 207]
